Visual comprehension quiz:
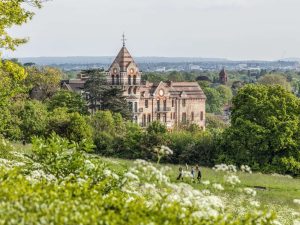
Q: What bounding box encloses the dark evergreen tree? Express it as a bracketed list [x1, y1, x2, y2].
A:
[84, 69, 131, 119]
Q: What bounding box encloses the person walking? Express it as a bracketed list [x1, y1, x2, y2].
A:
[195, 165, 202, 182]
[177, 167, 183, 181]
[191, 166, 195, 180]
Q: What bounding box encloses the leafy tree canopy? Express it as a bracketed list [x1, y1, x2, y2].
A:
[47, 90, 88, 115]
[0, 0, 43, 51]
[258, 74, 291, 91]
[218, 84, 300, 175]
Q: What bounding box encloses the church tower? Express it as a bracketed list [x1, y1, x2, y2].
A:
[219, 67, 228, 84]
[106, 34, 142, 122]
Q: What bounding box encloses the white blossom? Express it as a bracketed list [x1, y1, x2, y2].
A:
[212, 183, 224, 191]
[244, 188, 256, 197]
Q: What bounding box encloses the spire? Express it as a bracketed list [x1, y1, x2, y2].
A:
[122, 33, 127, 47]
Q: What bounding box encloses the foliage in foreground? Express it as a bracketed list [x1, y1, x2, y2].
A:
[1, 136, 299, 224]
[218, 84, 300, 176]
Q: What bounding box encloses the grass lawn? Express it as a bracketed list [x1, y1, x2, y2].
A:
[99, 156, 300, 212]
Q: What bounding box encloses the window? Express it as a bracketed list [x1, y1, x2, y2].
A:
[157, 113, 160, 121]
[145, 99, 148, 108]
[143, 114, 146, 127]
[133, 87, 137, 94]
[116, 75, 120, 85]
[147, 114, 151, 123]
[134, 102, 138, 113]
[200, 111, 204, 121]
[174, 112, 176, 119]
[128, 76, 132, 85]
[163, 113, 167, 123]
[128, 87, 132, 95]
[133, 75, 137, 85]
[112, 75, 115, 85]
[182, 99, 186, 107]
[182, 113, 187, 124]
[172, 99, 174, 107]
[128, 102, 133, 112]
[191, 112, 194, 121]
[157, 100, 160, 111]
[163, 100, 167, 111]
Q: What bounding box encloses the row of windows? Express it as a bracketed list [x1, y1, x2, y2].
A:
[111, 75, 138, 85]
[128, 87, 138, 95]
[141, 112, 204, 125]
[144, 99, 187, 109]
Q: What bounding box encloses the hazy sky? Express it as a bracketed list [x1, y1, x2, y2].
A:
[5, 0, 300, 60]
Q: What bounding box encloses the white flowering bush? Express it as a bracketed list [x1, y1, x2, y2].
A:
[241, 165, 252, 174]
[224, 174, 241, 186]
[213, 164, 237, 173]
[0, 136, 298, 224]
[153, 145, 173, 164]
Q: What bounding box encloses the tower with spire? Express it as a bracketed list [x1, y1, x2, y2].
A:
[106, 34, 142, 121]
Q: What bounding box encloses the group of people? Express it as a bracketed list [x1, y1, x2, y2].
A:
[176, 164, 202, 182]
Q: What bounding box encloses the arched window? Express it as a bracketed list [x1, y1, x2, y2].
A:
[133, 87, 137, 94]
[112, 75, 115, 85]
[128, 75, 132, 85]
[128, 87, 132, 95]
[116, 75, 119, 85]
[133, 75, 137, 85]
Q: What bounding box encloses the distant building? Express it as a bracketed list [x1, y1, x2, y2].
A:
[219, 68, 228, 84]
[63, 36, 207, 129]
[189, 64, 202, 71]
[106, 39, 206, 129]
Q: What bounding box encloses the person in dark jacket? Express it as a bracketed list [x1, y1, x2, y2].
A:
[177, 167, 183, 181]
[195, 165, 202, 182]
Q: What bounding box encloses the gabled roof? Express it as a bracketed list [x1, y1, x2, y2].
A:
[109, 46, 136, 72]
[140, 81, 206, 99]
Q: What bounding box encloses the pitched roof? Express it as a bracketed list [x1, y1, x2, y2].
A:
[140, 81, 206, 99]
[169, 82, 206, 99]
[109, 46, 136, 72]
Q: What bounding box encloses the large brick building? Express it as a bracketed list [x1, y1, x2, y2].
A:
[62, 39, 206, 129]
[106, 41, 206, 129]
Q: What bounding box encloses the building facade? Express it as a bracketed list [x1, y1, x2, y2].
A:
[106, 43, 206, 129]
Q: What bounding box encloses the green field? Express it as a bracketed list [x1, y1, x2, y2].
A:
[0, 144, 300, 225]
[99, 157, 300, 213]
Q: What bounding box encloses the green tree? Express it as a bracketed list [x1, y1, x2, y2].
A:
[47, 90, 88, 115]
[216, 85, 233, 105]
[258, 74, 291, 91]
[0, 0, 43, 51]
[203, 87, 223, 114]
[25, 66, 62, 100]
[144, 121, 167, 149]
[19, 100, 48, 141]
[101, 87, 132, 119]
[83, 69, 108, 112]
[47, 108, 92, 143]
[90, 111, 115, 155]
[84, 70, 131, 119]
[218, 84, 300, 175]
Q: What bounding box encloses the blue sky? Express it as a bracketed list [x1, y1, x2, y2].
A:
[5, 0, 300, 60]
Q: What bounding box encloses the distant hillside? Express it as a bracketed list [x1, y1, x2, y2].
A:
[281, 58, 300, 62]
[14, 56, 228, 66]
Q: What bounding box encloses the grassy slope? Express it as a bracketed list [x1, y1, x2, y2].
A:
[8, 144, 300, 216]
[99, 157, 300, 212]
